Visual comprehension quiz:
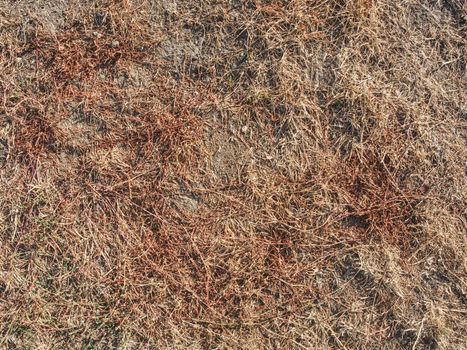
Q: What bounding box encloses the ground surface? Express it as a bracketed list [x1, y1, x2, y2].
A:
[0, 0, 466, 349]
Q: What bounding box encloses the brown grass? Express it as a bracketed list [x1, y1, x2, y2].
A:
[0, 0, 466, 349]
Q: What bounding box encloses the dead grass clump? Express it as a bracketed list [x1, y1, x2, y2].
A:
[29, 29, 140, 83]
[10, 104, 62, 165]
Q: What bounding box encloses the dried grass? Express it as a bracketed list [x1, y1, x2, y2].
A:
[0, 0, 466, 349]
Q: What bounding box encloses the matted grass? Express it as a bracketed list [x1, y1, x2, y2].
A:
[0, 0, 465, 349]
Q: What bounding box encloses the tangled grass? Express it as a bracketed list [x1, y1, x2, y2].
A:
[0, 0, 465, 349]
